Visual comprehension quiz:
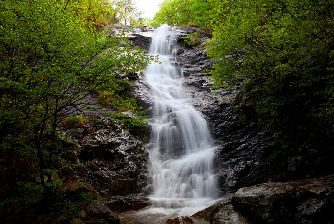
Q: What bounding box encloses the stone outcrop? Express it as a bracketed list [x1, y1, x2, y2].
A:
[210, 174, 334, 224]
[61, 115, 150, 212]
[82, 200, 120, 224]
[105, 195, 150, 212]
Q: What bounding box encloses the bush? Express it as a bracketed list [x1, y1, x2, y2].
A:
[184, 33, 201, 46]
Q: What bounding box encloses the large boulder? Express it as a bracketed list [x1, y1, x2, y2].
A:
[82, 200, 120, 224]
[210, 198, 249, 224]
[210, 174, 334, 224]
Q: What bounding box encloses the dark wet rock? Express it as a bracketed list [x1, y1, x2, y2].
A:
[231, 174, 334, 224]
[192, 202, 220, 222]
[61, 116, 149, 199]
[128, 34, 151, 52]
[62, 181, 95, 193]
[105, 195, 150, 212]
[209, 175, 334, 224]
[214, 131, 273, 192]
[61, 91, 115, 117]
[165, 216, 194, 224]
[83, 200, 120, 224]
[127, 71, 140, 80]
[130, 71, 154, 116]
[210, 198, 249, 224]
[174, 48, 184, 55]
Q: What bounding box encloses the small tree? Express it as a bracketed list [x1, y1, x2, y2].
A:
[112, 0, 142, 25]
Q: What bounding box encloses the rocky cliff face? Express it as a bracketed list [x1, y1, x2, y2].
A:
[59, 92, 151, 223]
[172, 36, 271, 193]
[129, 27, 273, 194]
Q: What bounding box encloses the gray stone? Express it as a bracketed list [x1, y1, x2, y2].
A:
[231, 175, 334, 224]
[84, 200, 120, 224]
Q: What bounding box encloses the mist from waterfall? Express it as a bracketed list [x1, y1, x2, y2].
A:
[139, 25, 219, 219]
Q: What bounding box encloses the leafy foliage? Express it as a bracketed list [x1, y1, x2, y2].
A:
[152, 0, 213, 27]
[0, 0, 150, 221]
[105, 112, 148, 131]
[206, 0, 334, 176]
[207, 0, 334, 135]
[64, 115, 89, 128]
[112, 0, 143, 25]
[64, 0, 118, 30]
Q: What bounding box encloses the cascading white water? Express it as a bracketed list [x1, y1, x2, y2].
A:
[145, 25, 219, 212]
[119, 24, 220, 224]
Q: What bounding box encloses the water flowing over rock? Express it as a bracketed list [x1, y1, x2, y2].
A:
[144, 24, 219, 216]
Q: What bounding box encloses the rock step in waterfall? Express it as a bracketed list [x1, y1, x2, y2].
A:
[146, 25, 219, 210]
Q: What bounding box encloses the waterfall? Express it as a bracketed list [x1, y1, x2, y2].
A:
[145, 25, 219, 212]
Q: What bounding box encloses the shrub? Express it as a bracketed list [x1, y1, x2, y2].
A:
[64, 115, 89, 128]
[184, 33, 201, 46]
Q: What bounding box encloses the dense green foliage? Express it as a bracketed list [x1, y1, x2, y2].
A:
[61, 0, 145, 28]
[151, 0, 212, 27]
[0, 0, 150, 221]
[65, 0, 117, 30]
[207, 0, 334, 140]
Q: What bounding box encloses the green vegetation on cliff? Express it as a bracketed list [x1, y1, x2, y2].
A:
[208, 0, 334, 135]
[208, 0, 334, 176]
[154, 0, 334, 176]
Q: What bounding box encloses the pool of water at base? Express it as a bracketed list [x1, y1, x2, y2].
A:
[119, 198, 222, 224]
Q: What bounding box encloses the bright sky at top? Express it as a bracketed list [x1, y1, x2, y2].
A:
[133, 0, 165, 19]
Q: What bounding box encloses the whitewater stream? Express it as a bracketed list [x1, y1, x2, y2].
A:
[120, 25, 219, 223]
